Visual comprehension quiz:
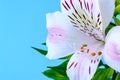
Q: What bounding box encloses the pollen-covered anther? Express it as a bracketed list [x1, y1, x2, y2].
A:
[82, 44, 87, 47]
[80, 49, 84, 52]
[81, 46, 84, 49]
[91, 52, 96, 56]
[98, 51, 102, 56]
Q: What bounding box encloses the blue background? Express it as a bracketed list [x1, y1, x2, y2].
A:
[0, 0, 61, 80]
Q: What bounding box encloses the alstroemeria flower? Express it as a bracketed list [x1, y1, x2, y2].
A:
[46, 0, 120, 80]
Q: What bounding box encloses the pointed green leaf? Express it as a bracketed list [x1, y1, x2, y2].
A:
[48, 60, 68, 76]
[32, 47, 47, 55]
[43, 69, 69, 80]
[113, 16, 120, 25]
[115, 73, 120, 80]
[114, 5, 120, 16]
[92, 68, 114, 80]
[98, 60, 104, 67]
[41, 43, 46, 45]
[115, 0, 120, 7]
[105, 23, 115, 35]
[59, 54, 72, 59]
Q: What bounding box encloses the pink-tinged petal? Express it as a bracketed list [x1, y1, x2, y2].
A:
[99, 0, 115, 32]
[104, 26, 120, 72]
[46, 12, 99, 59]
[67, 42, 103, 80]
[61, 0, 105, 41]
[48, 27, 67, 44]
[67, 51, 102, 80]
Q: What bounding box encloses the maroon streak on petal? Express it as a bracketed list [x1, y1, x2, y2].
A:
[97, 18, 100, 23]
[74, 62, 78, 68]
[84, 0, 87, 10]
[72, 13, 78, 19]
[91, 2, 93, 12]
[70, 0, 75, 9]
[97, 13, 100, 18]
[94, 60, 96, 64]
[97, 59, 99, 62]
[87, 2, 90, 12]
[68, 62, 75, 69]
[89, 66, 91, 74]
[91, 59, 93, 63]
[79, 0, 82, 8]
[65, 0, 71, 9]
[68, 15, 75, 21]
[62, 3, 68, 11]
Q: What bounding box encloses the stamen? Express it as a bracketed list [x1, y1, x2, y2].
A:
[81, 49, 84, 52]
[91, 52, 96, 56]
[81, 47, 84, 49]
[98, 51, 102, 56]
[82, 44, 87, 47]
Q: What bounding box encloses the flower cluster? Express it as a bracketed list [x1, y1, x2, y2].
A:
[46, 0, 120, 80]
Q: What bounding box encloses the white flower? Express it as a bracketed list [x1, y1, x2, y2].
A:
[46, 0, 120, 80]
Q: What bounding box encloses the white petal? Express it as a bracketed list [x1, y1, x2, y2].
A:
[61, 0, 105, 41]
[46, 11, 98, 59]
[99, 0, 115, 32]
[104, 26, 120, 72]
[67, 42, 103, 80]
[67, 51, 102, 80]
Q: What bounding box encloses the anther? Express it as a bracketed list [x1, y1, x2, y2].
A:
[81, 49, 84, 52]
[98, 51, 102, 56]
[91, 52, 96, 56]
[82, 44, 87, 47]
[81, 47, 84, 49]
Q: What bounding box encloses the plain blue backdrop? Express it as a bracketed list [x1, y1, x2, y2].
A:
[0, 0, 61, 80]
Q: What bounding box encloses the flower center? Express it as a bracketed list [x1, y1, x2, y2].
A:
[79, 43, 103, 57]
[62, 0, 105, 41]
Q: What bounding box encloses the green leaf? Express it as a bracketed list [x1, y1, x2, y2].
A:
[59, 54, 72, 59]
[48, 60, 69, 77]
[115, 0, 120, 7]
[105, 23, 115, 35]
[43, 69, 69, 80]
[41, 42, 46, 45]
[113, 16, 120, 25]
[115, 73, 120, 80]
[32, 47, 47, 55]
[92, 68, 114, 80]
[98, 60, 104, 66]
[114, 5, 120, 16]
